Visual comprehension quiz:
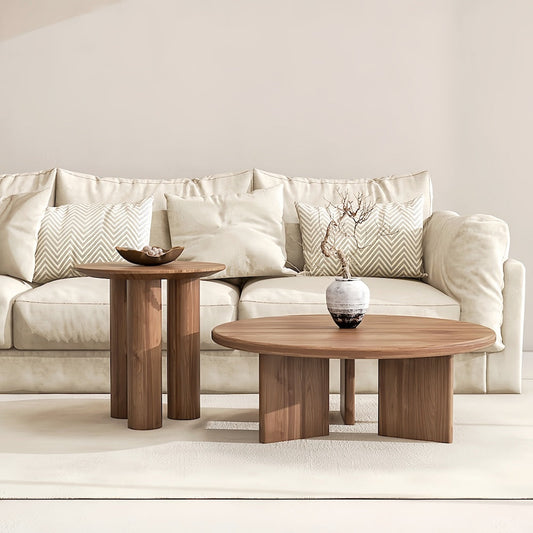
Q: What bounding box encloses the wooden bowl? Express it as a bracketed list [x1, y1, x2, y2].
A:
[115, 246, 185, 266]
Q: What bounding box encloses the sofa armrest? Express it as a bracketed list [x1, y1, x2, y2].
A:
[0, 275, 32, 349]
[487, 258, 526, 392]
[423, 211, 510, 352]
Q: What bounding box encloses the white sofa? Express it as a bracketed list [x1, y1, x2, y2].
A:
[0, 168, 525, 394]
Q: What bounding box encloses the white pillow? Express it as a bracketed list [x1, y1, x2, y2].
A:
[253, 169, 433, 271]
[0, 169, 56, 205]
[33, 197, 153, 284]
[0, 189, 52, 281]
[165, 186, 292, 279]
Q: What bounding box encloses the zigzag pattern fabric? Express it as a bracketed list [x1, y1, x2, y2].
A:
[33, 197, 153, 284]
[296, 196, 425, 278]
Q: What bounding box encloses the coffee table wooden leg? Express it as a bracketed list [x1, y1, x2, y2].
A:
[259, 354, 329, 444]
[340, 359, 355, 425]
[127, 279, 162, 430]
[378, 355, 453, 443]
[167, 278, 200, 420]
[110, 279, 127, 419]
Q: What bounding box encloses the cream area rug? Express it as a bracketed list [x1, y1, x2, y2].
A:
[1, 381, 532, 499]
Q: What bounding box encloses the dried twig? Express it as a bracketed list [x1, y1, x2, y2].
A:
[320, 189, 387, 278]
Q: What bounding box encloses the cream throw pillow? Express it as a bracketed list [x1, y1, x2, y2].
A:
[0, 168, 56, 205]
[296, 196, 425, 278]
[0, 189, 51, 281]
[253, 169, 432, 271]
[165, 186, 291, 279]
[33, 197, 153, 284]
[423, 211, 510, 352]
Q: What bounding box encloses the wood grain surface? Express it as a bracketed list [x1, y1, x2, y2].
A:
[75, 261, 225, 280]
[110, 279, 128, 419]
[340, 359, 356, 425]
[127, 279, 163, 430]
[259, 354, 329, 443]
[167, 278, 201, 420]
[378, 355, 454, 442]
[212, 314, 495, 359]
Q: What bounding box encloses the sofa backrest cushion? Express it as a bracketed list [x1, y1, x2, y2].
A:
[55, 169, 254, 249]
[253, 169, 433, 271]
[0, 168, 56, 206]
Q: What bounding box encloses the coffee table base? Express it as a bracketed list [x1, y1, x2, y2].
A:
[378, 356, 453, 443]
[259, 354, 454, 444]
[259, 354, 329, 444]
[340, 359, 356, 425]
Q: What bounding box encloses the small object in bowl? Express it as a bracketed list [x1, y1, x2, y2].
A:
[116, 246, 185, 266]
[142, 245, 165, 257]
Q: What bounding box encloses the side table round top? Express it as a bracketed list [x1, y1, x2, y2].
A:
[76, 261, 225, 280]
[212, 314, 496, 359]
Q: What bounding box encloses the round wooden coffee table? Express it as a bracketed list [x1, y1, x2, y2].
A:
[212, 314, 495, 444]
[77, 261, 225, 430]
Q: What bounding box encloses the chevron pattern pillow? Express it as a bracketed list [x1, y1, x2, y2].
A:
[295, 196, 425, 278]
[33, 197, 153, 284]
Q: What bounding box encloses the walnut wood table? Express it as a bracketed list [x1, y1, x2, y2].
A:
[76, 261, 224, 430]
[212, 314, 495, 444]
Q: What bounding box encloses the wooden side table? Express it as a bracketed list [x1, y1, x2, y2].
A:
[76, 261, 224, 430]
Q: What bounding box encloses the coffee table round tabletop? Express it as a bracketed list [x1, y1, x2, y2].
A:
[212, 314, 495, 359]
[212, 314, 495, 444]
[76, 260, 225, 431]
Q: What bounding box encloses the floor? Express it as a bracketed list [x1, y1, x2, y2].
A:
[1, 500, 533, 532]
[1, 353, 531, 531]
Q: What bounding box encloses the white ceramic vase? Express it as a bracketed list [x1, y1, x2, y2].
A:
[326, 277, 370, 329]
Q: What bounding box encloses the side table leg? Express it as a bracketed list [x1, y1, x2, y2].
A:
[167, 278, 200, 420]
[378, 355, 453, 443]
[127, 279, 162, 430]
[340, 359, 355, 425]
[259, 354, 329, 443]
[110, 279, 128, 419]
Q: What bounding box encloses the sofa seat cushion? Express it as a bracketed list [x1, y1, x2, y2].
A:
[0, 276, 33, 349]
[239, 276, 460, 321]
[13, 277, 239, 350]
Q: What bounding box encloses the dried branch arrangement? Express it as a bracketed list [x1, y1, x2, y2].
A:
[320, 191, 376, 279]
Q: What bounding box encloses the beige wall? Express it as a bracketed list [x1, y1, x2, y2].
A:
[0, 0, 531, 348]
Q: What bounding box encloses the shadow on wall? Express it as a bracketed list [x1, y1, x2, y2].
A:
[0, 0, 123, 41]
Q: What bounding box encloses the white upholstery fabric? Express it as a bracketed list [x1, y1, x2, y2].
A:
[0, 349, 484, 395]
[166, 186, 292, 279]
[423, 211, 509, 352]
[0, 168, 56, 206]
[56, 168, 253, 210]
[13, 277, 239, 351]
[56, 168, 254, 253]
[239, 275, 459, 320]
[253, 169, 433, 271]
[0, 189, 53, 281]
[0, 349, 254, 394]
[487, 259, 526, 392]
[150, 210, 172, 249]
[0, 276, 32, 349]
